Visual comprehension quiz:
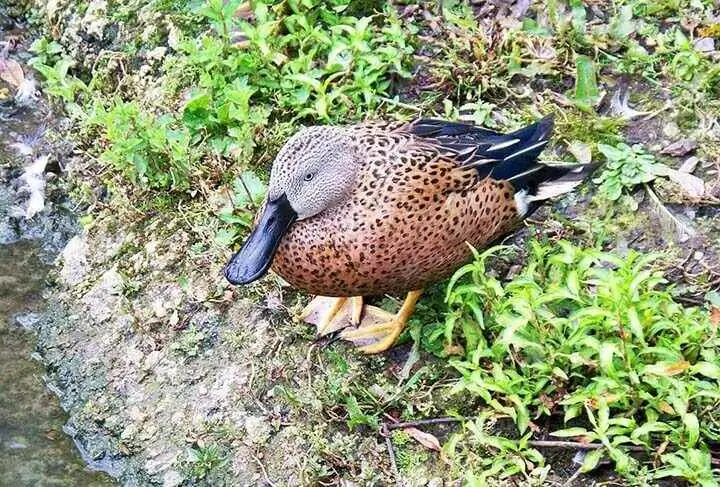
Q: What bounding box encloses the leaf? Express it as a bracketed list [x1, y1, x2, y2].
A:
[655, 164, 705, 198]
[632, 421, 671, 439]
[690, 361, 720, 379]
[626, 307, 644, 342]
[0, 58, 25, 88]
[643, 361, 690, 377]
[568, 140, 592, 164]
[572, 56, 600, 110]
[682, 413, 699, 447]
[403, 427, 442, 451]
[580, 448, 604, 472]
[661, 139, 698, 157]
[711, 306, 720, 330]
[550, 427, 590, 438]
[509, 394, 530, 434]
[233, 171, 266, 207]
[597, 143, 624, 162]
[667, 170, 705, 198]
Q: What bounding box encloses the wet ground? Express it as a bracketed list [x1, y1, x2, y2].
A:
[0, 241, 115, 487]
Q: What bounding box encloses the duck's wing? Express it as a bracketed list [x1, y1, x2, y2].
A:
[401, 115, 595, 214]
[407, 116, 554, 181]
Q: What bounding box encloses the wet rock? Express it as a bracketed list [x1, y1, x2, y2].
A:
[59, 234, 89, 286]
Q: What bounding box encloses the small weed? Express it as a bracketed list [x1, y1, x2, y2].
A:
[593, 142, 659, 202]
[85, 100, 197, 191]
[441, 241, 720, 483]
[171, 325, 207, 358]
[391, 430, 430, 472]
[185, 444, 227, 481]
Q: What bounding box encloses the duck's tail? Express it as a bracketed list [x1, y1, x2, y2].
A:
[511, 163, 598, 217]
[409, 115, 597, 216]
[490, 115, 597, 216]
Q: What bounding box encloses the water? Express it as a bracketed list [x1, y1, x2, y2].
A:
[1, 11, 117, 483]
[0, 242, 116, 486]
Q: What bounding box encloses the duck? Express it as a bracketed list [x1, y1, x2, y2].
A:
[224, 115, 594, 353]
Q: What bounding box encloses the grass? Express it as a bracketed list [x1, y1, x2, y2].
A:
[25, 0, 720, 484]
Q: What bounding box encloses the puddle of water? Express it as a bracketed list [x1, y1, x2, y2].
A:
[0, 241, 116, 487]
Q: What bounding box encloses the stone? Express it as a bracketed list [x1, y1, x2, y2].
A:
[162, 470, 184, 487]
[59, 235, 88, 286]
[244, 416, 271, 445]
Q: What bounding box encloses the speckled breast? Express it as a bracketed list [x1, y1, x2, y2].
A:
[270, 178, 519, 297]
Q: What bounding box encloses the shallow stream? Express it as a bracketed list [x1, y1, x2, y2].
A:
[1, 15, 116, 485]
[0, 241, 115, 486]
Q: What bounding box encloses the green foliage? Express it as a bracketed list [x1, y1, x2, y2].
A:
[28, 55, 87, 106]
[443, 412, 548, 483]
[171, 325, 207, 358]
[29, 0, 415, 195]
[27, 37, 64, 66]
[594, 142, 659, 201]
[86, 101, 196, 191]
[185, 444, 227, 480]
[443, 241, 720, 482]
[215, 171, 268, 247]
[173, 0, 415, 155]
[570, 55, 600, 112]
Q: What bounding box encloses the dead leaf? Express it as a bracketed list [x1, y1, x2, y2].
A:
[443, 343, 464, 355]
[0, 58, 25, 89]
[403, 427, 441, 452]
[710, 307, 720, 331]
[568, 140, 592, 164]
[669, 170, 705, 198]
[645, 360, 690, 376]
[654, 165, 705, 198]
[234, 2, 253, 20]
[658, 402, 676, 415]
[679, 156, 700, 173]
[661, 139, 698, 157]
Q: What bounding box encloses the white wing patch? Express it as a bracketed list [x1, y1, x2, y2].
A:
[514, 189, 530, 216]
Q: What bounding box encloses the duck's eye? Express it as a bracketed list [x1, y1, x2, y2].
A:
[303, 173, 314, 182]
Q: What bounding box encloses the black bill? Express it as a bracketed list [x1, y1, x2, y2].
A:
[224, 194, 297, 285]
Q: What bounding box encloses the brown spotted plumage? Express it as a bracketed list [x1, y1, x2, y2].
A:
[225, 115, 595, 353]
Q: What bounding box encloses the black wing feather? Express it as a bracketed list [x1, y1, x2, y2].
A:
[409, 115, 571, 194]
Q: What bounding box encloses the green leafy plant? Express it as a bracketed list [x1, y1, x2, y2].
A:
[173, 0, 415, 158]
[29, 56, 88, 106]
[215, 171, 267, 246]
[442, 241, 720, 483]
[668, 29, 705, 82]
[569, 55, 600, 112]
[86, 100, 196, 191]
[171, 325, 207, 358]
[186, 444, 227, 480]
[594, 142, 659, 201]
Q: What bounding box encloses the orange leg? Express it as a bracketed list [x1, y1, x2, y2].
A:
[340, 290, 423, 354]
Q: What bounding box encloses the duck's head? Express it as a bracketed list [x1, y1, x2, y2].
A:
[224, 126, 359, 285]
